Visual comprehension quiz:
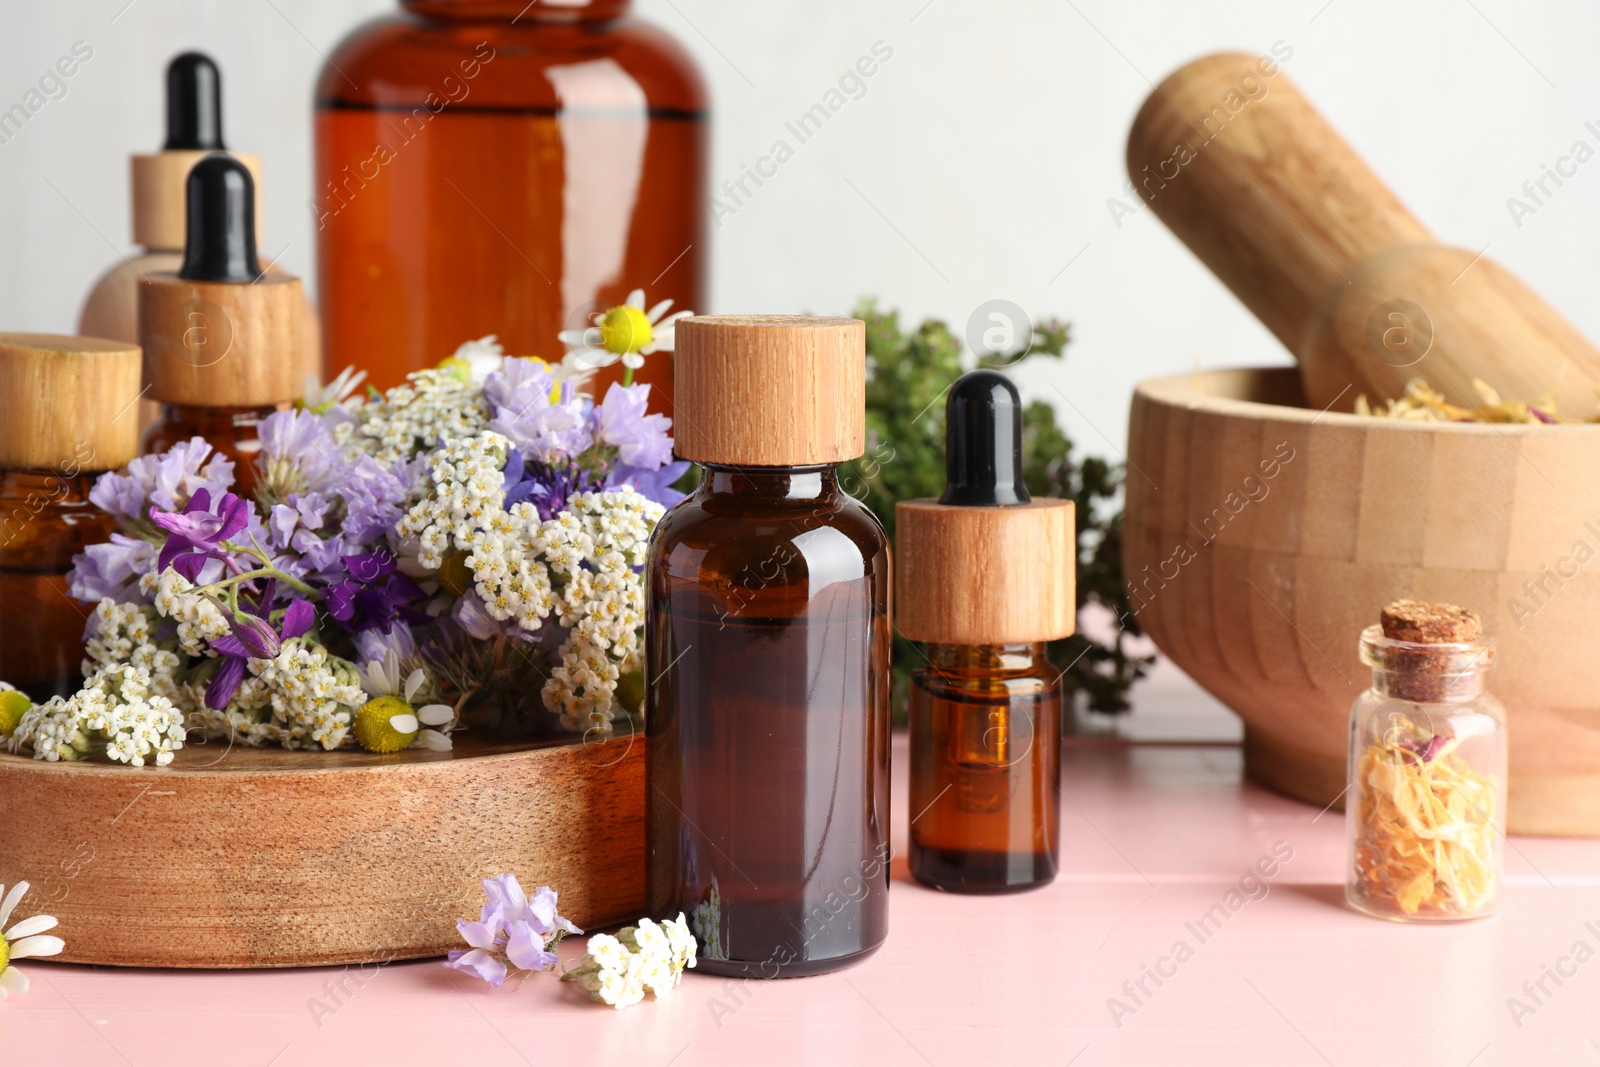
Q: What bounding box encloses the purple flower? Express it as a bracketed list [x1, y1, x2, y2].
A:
[151, 488, 251, 582]
[337, 455, 407, 545]
[444, 874, 581, 987]
[484, 357, 593, 461]
[206, 599, 315, 709]
[325, 551, 423, 634]
[504, 454, 604, 521]
[595, 382, 674, 469]
[353, 621, 417, 667]
[91, 437, 234, 522]
[67, 534, 158, 603]
[606, 461, 690, 510]
[259, 409, 340, 495]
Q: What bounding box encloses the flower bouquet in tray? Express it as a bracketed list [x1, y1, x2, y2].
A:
[0, 293, 688, 968]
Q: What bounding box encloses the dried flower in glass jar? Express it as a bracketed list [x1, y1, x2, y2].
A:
[1345, 600, 1507, 922]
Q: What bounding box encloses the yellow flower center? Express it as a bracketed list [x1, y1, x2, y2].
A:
[0, 690, 29, 737]
[438, 549, 473, 598]
[437, 356, 474, 384]
[0, 932, 9, 970]
[598, 305, 653, 356]
[353, 695, 419, 754]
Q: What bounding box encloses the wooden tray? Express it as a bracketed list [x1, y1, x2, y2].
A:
[0, 732, 643, 968]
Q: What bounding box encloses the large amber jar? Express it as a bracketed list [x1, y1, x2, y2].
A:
[313, 0, 707, 403]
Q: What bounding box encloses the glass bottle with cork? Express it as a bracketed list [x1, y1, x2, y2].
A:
[1346, 599, 1506, 922]
[897, 370, 1075, 893]
[139, 154, 305, 499]
[646, 315, 891, 977]
[0, 334, 143, 702]
[314, 0, 706, 401]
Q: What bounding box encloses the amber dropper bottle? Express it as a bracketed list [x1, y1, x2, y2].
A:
[139, 153, 305, 498]
[0, 334, 142, 701]
[897, 370, 1076, 893]
[646, 315, 892, 977]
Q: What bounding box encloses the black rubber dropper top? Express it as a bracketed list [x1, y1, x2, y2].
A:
[164, 52, 226, 151]
[939, 369, 1031, 507]
[178, 154, 260, 283]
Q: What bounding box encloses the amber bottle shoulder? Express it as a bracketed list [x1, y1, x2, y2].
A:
[316, 11, 708, 114]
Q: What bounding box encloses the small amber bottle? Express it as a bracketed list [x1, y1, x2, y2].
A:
[139, 154, 304, 498]
[0, 334, 143, 701]
[646, 316, 891, 977]
[897, 370, 1076, 893]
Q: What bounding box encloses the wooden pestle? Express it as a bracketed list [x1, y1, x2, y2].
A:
[1128, 51, 1600, 415]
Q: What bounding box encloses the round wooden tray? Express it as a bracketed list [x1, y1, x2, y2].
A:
[0, 733, 643, 968]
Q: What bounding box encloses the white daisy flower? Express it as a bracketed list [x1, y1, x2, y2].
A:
[302, 364, 369, 415]
[0, 882, 65, 1000]
[356, 648, 455, 752]
[557, 289, 693, 377]
[451, 335, 507, 384]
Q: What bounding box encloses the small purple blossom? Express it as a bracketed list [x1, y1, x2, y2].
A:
[90, 437, 234, 523]
[325, 551, 423, 634]
[484, 357, 593, 461]
[606, 460, 690, 510]
[151, 488, 252, 582]
[67, 534, 158, 603]
[445, 874, 581, 988]
[207, 598, 315, 709]
[595, 382, 674, 469]
[259, 409, 340, 495]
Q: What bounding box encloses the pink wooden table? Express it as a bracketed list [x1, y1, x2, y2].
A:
[6, 668, 1598, 1066]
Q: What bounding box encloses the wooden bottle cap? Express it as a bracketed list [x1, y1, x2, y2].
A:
[0, 334, 143, 471]
[673, 315, 866, 466]
[131, 150, 262, 251]
[138, 273, 304, 407]
[895, 498, 1077, 644]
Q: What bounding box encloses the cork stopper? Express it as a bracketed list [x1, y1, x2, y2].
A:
[0, 334, 143, 471]
[139, 155, 302, 407]
[1362, 600, 1491, 703]
[673, 316, 865, 466]
[895, 371, 1075, 645]
[131, 54, 261, 251]
[1380, 599, 1483, 644]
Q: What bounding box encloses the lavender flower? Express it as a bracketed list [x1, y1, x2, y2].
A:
[336, 454, 407, 545]
[484, 357, 592, 461]
[67, 534, 157, 604]
[445, 874, 581, 988]
[90, 437, 234, 523]
[259, 409, 341, 499]
[595, 382, 674, 469]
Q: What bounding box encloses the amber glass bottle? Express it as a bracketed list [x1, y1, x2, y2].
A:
[140, 155, 304, 499]
[897, 370, 1076, 893]
[0, 335, 143, 701]
[647, 317, 891, 978]
[908, 643, 1061, 891]
[314, 0, 707, 400]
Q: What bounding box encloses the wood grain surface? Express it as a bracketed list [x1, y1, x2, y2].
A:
[673, 315, 865, 466]
[0, 333, 143, 471]
[0, 734, 644, 968]
[1124, 366, 1600, 836]
[895, 498, 1076, 645]
[139, 272, 304, 408]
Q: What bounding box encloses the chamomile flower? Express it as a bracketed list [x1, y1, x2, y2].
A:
[560, 911, 697, 1008]
[302, 365, 368, 416]
[0, 882, 65, 1001]
[558, 289, 692, 381]
[0, 684, 28, 738]
[354, 648, 454, 753]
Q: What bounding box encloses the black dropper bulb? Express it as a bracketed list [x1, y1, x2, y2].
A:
[939, 369, 1031, 507]
[179, 154, 260, 283]
[164, 52, 226, 151]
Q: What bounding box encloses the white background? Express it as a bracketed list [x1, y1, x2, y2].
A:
[2, 0, 1598, 456]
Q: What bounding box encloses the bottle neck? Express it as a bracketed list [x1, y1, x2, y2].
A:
[697, 463, 840, 501]
[402, 0, 629, 21]
[0, 469, 101, 505]
[924, 643, 1050, 676]
[1369, 665, 1486, 703]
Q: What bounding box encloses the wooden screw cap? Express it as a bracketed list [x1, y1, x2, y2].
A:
[0, 334, 143, 471]
[139, 273, 303, 406]
[896, 498, 1076, 645]
[673, 316, 866, 465]
[131, 151, 262, 252]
